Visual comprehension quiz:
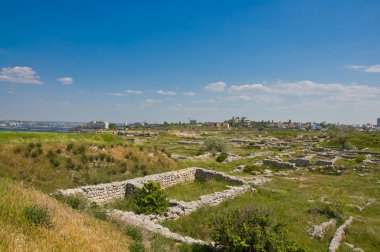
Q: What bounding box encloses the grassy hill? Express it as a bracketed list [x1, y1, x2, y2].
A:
[0, 178, 131, 251]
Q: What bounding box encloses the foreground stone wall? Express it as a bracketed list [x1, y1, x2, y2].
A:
[58, 167, 245, 203]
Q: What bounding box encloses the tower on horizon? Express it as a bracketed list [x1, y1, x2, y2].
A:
[377, 118, 380, 127]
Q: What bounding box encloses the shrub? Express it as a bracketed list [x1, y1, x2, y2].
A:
[54, 193, 87, 211]
[77, 145, 86, 155]
[50, 158, 60, 168]
[216, 153, 228, 163]
[66, 142, 74, 152]
[204, 137, 227, 153]
[130, 241, 145, 252]
[355, 154, 365, 163]
[209, 206, 305, 252]
[87, 202, 108, 220]
[133, 182, 168, 215]
[244, 165, 263, 174]
[125, 226, 143, 242]
[23, 205, 54, 228]
[65, 158, 75, 170]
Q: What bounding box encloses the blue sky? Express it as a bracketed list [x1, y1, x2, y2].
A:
[1, 0, 379, 124]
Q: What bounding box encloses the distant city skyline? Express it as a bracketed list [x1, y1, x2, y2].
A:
[1, 1, 380, 124]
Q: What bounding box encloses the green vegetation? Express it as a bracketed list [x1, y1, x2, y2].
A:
[216, 152, 228, 162]
[134, 182, 169, 214]
[165, 177, 241, 202]
[210, 206, 305, 251]
[23, 205, 54, 229]
[1, 130, 379, 251]
[203, 136, 228, 153]
[0, 132, 178, 193]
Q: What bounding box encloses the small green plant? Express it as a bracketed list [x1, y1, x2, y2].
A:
[355, 154, 365, 163]
[133, 182, 169, 215]
[125, 226, 143, 242]
[54, 193, 87, 211]
[216, 153, 228, 163]
[130, 241, 145, 252]
[66, 142, 74, 152]
[23, 205, 54, 228]
[87, 202, 108, 220]
[244, 164, 263, 174]
[203, 137, 228, 153]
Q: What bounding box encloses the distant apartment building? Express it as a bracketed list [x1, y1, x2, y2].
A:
[87, 121, 109, 129]
[377, 118, 380, 127]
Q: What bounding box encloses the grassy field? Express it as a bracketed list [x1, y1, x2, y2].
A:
[164, 177, 242, 202]
[163, 171, 380, 251]
[0, 130, 379, 251]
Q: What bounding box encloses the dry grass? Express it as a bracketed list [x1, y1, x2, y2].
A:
[0, 178, 131, 251]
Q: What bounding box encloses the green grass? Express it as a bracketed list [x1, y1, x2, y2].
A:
[163, 171, 380, 251]
[164, 177, 242, 202]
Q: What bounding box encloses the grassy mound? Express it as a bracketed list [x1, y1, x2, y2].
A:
[0, 178, 132, 251]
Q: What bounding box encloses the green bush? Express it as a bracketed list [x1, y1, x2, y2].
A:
[130, 241, 145, 252]
[23, 205, 54, 229]
[244, 165, 263, 174]
[216, 153, 228, 163]
[203, 137, 228, 153]
[133, 182, 168, 215]
[54, 193, 87, 211]
[355, 154, 365, 163]
[66, 142, 74, 152]
[209, 206, 305, 252]
[125, 226, 143, 242]
[87, 202, 108, 220]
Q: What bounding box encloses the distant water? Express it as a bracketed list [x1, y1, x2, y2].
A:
[0, 127, 73, 133]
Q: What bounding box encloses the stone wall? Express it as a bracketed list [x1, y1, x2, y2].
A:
[263, 158, 296, 169]
[58, 167, 245, 203]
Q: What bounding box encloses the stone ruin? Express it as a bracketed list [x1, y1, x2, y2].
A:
[58, 167, 254, 246]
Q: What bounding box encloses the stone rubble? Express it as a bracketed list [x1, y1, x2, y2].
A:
[308, 219, 336, 238]
[111, 209, 210, 245]
[328, 216, 354, 252]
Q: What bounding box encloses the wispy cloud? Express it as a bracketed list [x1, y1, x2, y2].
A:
[126, 89, 143, 94]
[227, 80, 380, 102]
[157, 90, 176, 95]
[345, 64, 380, 73]
[183, 91, 196, 96]
[107, 89, 143, 96]
[0, 66, 43, 84]
[107, 92, 129, 97]
[204, 81, 226, 92]
[57, 77, 74, 85]
[139, 99, 161, 108]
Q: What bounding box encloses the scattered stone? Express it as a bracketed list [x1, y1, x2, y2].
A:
[308, 219, 336, 238]
[251, 177, 271, 185]
[111, 209, 210, 245]
[232, 165, 245, 173]
[328, 216, 354, 252]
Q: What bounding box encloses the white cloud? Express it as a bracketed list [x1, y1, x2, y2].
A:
[156, 90, 176, 95]
[204, 81, 226, 92]
[107, 89, 143, 96]
[57, 77, 74, 85]
[0, 66, 43, 84]
[228, 83, 266, 92]
[346, 64, 380, 73]
[227, 80, 380, 102]
[139, 99, 161, 108]
[126, 89, 143, 94]
[107, 92, 129, 97]
[183, 91, 196, 96]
